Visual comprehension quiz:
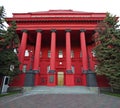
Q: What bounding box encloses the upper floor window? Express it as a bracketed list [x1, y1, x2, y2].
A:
[22, 64, 27, 73]
[72, 66, 75, 73]
[47, 65, 50, 73]
[10, 65, 14, 72]
[48, 50, 51, 58]
[91, 50, 96, 57]
[80, 51, 82, 58]
[71, 50, 74, 58]
[40, 51, 42, 58]
[25, 50, 29, 56]
[13, 48, 17, 54]
[94, 65, 97, 72]
[58, 50, 63, 58]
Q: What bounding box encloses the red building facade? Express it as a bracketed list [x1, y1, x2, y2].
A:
[6, 10, 109, 87]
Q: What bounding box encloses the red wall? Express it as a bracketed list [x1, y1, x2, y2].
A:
[9, 73, 25, 87]
[10, 32, 109, 87]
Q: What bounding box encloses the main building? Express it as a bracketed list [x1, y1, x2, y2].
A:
[6, 10, 109, 87]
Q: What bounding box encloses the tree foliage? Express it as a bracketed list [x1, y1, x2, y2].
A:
[0, 6, 20, 77]
[94, 13, 120, 90]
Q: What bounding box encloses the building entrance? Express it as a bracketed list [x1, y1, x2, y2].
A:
[57, 72, 64, 86]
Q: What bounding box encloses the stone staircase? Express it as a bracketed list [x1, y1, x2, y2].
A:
[23, 86, 99, 95]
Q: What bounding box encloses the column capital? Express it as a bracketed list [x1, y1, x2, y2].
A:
[80, 29, 86, 32]
[65, 29, 71, 32]
[21, 29, 28, 33]
[51, 29, 56, 32]
[36, 29, 42, 32]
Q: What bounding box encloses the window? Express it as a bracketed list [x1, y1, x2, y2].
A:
[22, 65, 27, 73]
[80, 51, 82, 58]
[47, 65, 50, 73]
[10, 65, 14, 72]
[71, 50, 74, 58]
[48, 50, 51, 58]
[58, 50, 63, 58]
[13, 48, 17, 54]
[91, 50, 96, 57]
[25, 50, 29, 56]
[40, 51, 42, 58]
[59, 62, 62, 65]
[94, 65, 97, 72]
[72, 66, 75, 73]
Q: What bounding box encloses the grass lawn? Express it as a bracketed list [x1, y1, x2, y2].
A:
[0, 91, 20, 97]
[103, 92, 120, 97]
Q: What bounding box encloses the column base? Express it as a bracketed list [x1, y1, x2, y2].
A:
[87, 70, 98, 87]
[24, 70, 35, 87]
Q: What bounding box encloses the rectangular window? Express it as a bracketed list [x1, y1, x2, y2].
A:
[48, 50, 51, 58]
[94, 65, 97, 72]
[72, 66, 75, 73]
[71, 50, 74, 58]
[13, 48, 17, 54]
[47, 65, 50, 73]
[58, 50, 63, 58]
[91, 50, 96, 57]
[80, 51, 82, 58]
[25, 50, 29, 56]
[22, 64, 27, 73]
[40, 51, 42, 58]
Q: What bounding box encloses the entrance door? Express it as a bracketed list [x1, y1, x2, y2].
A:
[57, 72, 64, 86]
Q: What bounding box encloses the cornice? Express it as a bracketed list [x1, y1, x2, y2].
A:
[6, 17, 103, 24]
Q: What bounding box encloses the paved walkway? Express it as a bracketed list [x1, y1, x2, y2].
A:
[0, 93, 120, 108]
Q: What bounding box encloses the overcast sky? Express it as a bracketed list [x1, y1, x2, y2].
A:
[1, 0, 120, 19]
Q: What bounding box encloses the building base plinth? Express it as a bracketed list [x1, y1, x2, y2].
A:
[24, 70, 35, 87]
[65, 74, 74, 86]
[87, 70, 97, 87]
[34, 73, 39, 86]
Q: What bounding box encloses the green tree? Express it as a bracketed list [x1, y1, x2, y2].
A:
[0, 6, 20, 78]
[94, 13, 120, 90]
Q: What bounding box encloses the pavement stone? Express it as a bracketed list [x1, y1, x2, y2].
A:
[0, 93, 120, 108]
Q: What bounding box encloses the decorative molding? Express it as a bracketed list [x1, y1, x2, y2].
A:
[66, 70, 73, 74]
[82, 70, 88, 74]
[49, 70, 55, 74]
[33, 70, 39, 73]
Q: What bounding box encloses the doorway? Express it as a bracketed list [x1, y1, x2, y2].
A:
[57, 72, 64, 86]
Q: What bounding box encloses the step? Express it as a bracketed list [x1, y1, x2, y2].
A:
[23, 86, 99, 95]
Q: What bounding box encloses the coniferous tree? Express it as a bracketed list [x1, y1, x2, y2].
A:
[0, 6, 20, 77]
[94, 13, 120, 90]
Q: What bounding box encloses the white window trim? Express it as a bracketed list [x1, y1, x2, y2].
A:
[58, 50, 63, 58]
[25, 50, 29, 56]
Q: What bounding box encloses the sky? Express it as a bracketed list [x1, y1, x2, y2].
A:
[0, 0, 120, 19]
